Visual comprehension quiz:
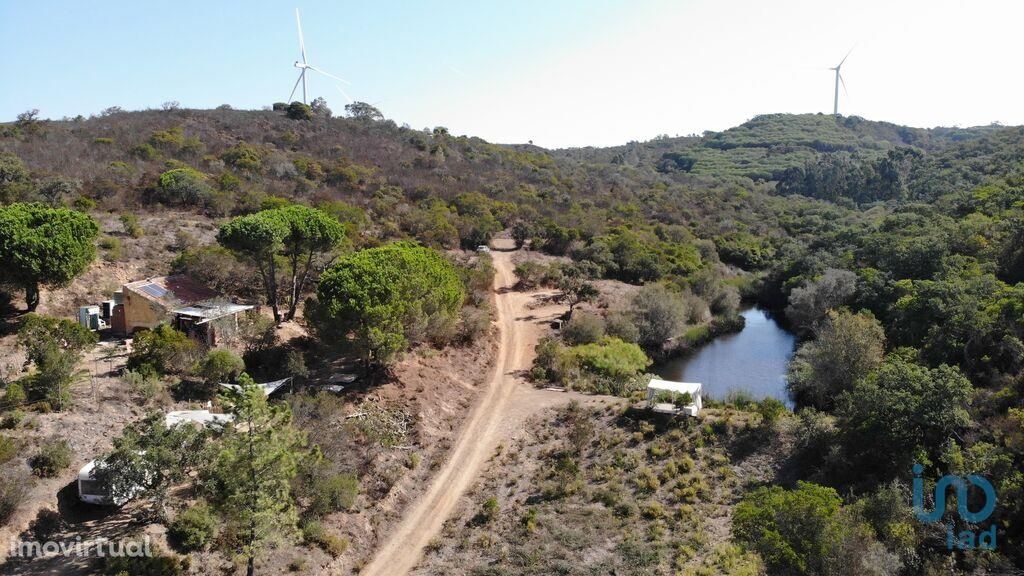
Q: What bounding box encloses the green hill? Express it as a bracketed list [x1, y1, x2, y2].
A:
[558, 113, 1002, 182]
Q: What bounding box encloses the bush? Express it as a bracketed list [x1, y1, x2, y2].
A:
[168, 502, 217, 552]
[479, 497, 499, 524]
[3, 381, 27, 407]
[562, 311, 605, 345]
[0, 468, 30, 525]
[458, 306, 491, 343]
[632, 284, 689, 352]
[123, 369, 163, 402]
[301, 520, 349, 557]
[99, 236, 123, 261]
[758, 398, 786, 426]
[570, 338, 651, 380]
[308, 472, 359, 517]
[155, 168, 213, 207]
[130, 143, 159, 160]
[195, 349, 245, 385]
[513, 260, 546, 288]
[604, 311, 640, 343]
[286, 102, 314, 121]
[101, 550, 187, 576]
[220, 143, 264, 173]
[30, 439, 71, 478]
[0, 434, 18, 464]
[120, 213, 143, 237]
[0, 409, 26, 429]
[128, 324, 199, 375]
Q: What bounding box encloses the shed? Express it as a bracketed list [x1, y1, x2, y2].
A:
[116, 275, 251, 343]
[119, 275, 219, 334]
[172, 302, 253, 346]
[646, 378, 702, 416]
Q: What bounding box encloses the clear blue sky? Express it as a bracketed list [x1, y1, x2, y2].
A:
[3, 0, 1023, 147]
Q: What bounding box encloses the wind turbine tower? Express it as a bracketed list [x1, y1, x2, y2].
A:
[289, 9, 351, 104]
[830, 48, 853, 116]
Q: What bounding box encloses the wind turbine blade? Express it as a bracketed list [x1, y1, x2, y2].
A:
[288, 72, 303, 102]
[296, 8, 307, 64]
[838, 45, 854, 68]
[335, 85, 354, 103]
[839, 73, 849, 96]
[309, 65, 351, 85]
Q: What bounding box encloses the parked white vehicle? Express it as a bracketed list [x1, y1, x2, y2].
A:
[77, 458, 146, 506]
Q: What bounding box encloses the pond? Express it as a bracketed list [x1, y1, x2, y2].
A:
[653, 307, 797, 407]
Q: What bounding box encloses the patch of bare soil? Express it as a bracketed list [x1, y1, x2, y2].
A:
[34, 212, 219, 318]
[0, 341, 145, 573]
[359, 240, 590, 576]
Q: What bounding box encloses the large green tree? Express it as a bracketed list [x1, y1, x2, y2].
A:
[205, 374, 305, 576]
[94, 412, 208, 517]
[217, 211, 287, 322]
[0, 203, 98, 311]
[277, 205, 347, 320]
[308, 242, 465, 367]
[787, 310, 886, 410]
[837, 355, 972, 476]
[732, 481, 885, 576]
[630, 283, 688, 354]
[218, 205, 346, 323]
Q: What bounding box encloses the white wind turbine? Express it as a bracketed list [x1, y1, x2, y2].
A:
[829, 47, 853, 116]
[289, 8, 352, 104]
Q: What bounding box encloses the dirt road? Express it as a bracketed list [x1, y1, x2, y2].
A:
[359, 243, 574, 576]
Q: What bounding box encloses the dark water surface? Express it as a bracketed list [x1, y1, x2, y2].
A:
[654, 307, 797, 407]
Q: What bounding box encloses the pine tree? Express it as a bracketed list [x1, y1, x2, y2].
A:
[207, 374, 305, 575]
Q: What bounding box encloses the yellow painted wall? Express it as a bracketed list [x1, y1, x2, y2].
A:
[122, 286, 170, 332]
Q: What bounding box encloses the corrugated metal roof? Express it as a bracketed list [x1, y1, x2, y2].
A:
[173, 303, 253, 322]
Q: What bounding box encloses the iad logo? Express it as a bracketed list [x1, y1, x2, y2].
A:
[912, 463, 997, 550]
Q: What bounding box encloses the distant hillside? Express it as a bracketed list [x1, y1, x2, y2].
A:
[1, 107, 1021, 240]
[555, 113, 1004, 182]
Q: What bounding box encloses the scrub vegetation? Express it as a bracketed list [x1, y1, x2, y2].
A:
[0, 103, 1023, 573]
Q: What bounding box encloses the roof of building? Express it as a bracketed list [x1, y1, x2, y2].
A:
[123, 275, 219, 308]
[165, 410, 235, 428]
[172, 303, 253, 323]
[219, 377, 292, 396]
[647, 378, 702, 395]
[78, 459, 98, 481]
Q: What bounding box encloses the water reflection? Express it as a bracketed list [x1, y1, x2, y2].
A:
[653, 307, 797, 407]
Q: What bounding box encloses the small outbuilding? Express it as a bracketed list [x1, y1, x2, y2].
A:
[646, 378, 703, 417]
[112, 275, 252, 344]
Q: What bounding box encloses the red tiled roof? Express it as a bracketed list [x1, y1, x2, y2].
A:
[123, 275, 220, 308]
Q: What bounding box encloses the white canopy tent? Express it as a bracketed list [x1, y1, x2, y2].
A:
[646, 378, 702, 416]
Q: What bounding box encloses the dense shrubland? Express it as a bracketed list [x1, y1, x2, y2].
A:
[3, 104, 1024, 571]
